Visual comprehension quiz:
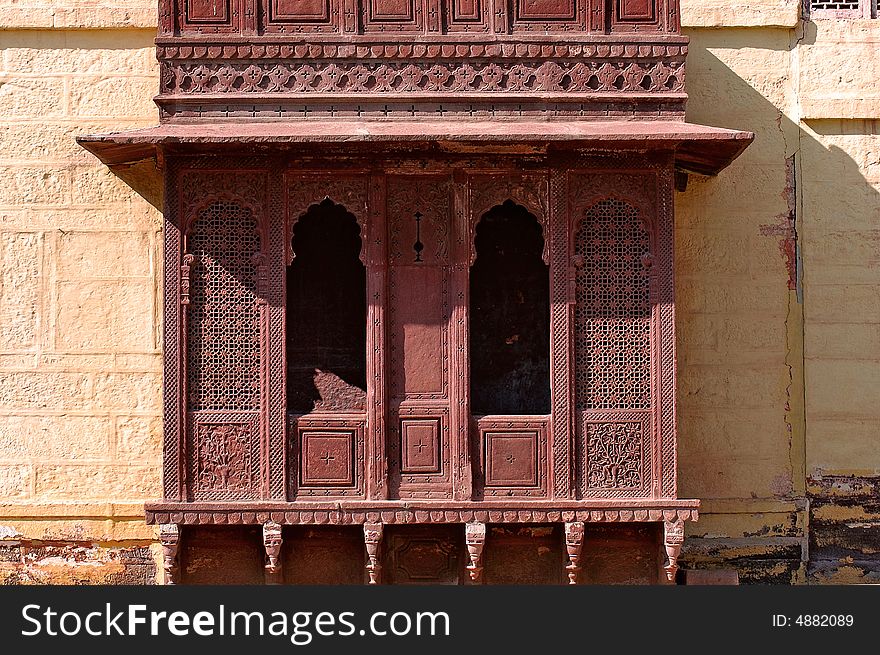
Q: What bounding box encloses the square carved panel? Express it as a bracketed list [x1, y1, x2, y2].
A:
[401, 418, 441, 474]
[449, 0, 481, 20]
[272, 0, 332, 21]
[300, 431, 355, 487]
[186, 0, 229, 22]
[485, 431, 538, 487]
[616, 0, 654, 21]
[516, 0, 576, 21]
[370, 0, 416, 20]
[363, 0, 424, 30]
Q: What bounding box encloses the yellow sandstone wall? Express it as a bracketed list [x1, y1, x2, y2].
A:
[678, 2, 880, 583]
[0, 0, 876, 583]
[0, 2, 161, 583]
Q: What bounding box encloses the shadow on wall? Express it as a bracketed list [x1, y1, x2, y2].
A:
[675, 28, 880, 584]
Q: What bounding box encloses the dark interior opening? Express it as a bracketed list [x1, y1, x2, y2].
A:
[470, 201, 550, 415]
[287, 199, 367, 413]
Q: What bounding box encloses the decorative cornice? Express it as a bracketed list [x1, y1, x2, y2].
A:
[145, 502, 698, 525]
[157, 41, 688, 61]
[161, 58, 686, 97]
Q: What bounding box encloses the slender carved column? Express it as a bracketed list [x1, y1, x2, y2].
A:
[564, 522, 585, 585]
[465, 522, 486, 583]
[159, 524, 180, 585]
[263, 521, 283, 584]
[364, 523, 384, 585]
[663, 519, 685, 583]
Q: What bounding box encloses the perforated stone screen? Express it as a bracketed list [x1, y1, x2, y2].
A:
[187, 201, 262, 412]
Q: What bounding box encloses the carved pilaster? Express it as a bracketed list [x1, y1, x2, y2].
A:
[263, 521, 283, 584]
[180, 253, 194, 306]
[159, 524, 180, 585]
[663, 519, 685, 583]
[465, 522, 486, 583]
[364, 523, 384, 585]
[564, 522, 585, 585]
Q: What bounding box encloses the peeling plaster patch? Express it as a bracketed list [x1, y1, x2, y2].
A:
[770, 473, 794, 497]
[759, 155, 799, 291]
[0, 525, 21, 539]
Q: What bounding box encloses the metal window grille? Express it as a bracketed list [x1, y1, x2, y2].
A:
[807, 0, 877, 18]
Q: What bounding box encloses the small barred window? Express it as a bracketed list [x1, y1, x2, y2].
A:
[808, 0, 876, 17]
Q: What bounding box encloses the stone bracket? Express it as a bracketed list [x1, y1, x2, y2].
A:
[263, 521, 283, 584]
[159, 523, 180, 585]
[465, 522, 487, 583]
[564, 521, 585, 585]
[663, 518, 685, 584]
[364, 523, 384, 585]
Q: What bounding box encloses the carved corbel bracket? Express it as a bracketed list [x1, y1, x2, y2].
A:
[564, 521, 585, 585]
[663, 519, 685, 584]
[364, 523, 384, 585]
[465, 522, 487, 583]
[263, 521, 283, 584]
[159, 523, 180, 585]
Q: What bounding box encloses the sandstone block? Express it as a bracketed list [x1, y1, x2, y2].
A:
[0, 371, 90, 410]
[116, 415, 161, 462]
[806, 360, 880, 417]
[0, 232, 40, 351]
[68, 76, 157, 119]
[57, 230, 152, 279]
[91, 372, 161, 411]
[0, 465, 31, 500]
[55, 279, 154, 352]
[0, 77, 64, 117]
[0, 167, 70, 206]
[2, 34, 155, 75]
[70, 164, 142, 205]
[34, 463, 159, 500]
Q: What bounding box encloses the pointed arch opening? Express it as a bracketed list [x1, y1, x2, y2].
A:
[470, 200, 550, 416]
[287, 199, 367, 414]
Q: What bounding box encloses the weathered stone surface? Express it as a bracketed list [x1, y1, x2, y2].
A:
[34, 463, 160, 500]
[69, 77, 157, 119]
[0, 78, 64, 118]
[681, 0, 800, 28]
[57, 230, 152, 278]
[55, 279, 155, 352]
[0, 414, 112, 460]
[0, 166, 70, 205]
[91, 372, 161, 411]
[116, 415, 161, 462]
[0, 232, 40, 350]
[0, 465, 31, 500]
[0, 372, 90, 409]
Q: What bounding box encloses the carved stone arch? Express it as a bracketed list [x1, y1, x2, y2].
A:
[468, 173, 549, 265]
[286, 175, 370, 265]
[179, 170, 268, 239]
[567, 172, 659, 259]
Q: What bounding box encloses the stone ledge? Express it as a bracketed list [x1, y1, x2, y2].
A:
[681, 0, 800, 29]
[0, 6, 156, 30]
[801, 98, 880, 121]
[145, 500, 701, 526]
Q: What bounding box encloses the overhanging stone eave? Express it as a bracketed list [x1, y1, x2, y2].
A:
[77, 118, 753, 199]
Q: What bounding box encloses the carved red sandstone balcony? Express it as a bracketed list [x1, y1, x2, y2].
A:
[154, 0, 689, 119]
[77, 0, 753, 585]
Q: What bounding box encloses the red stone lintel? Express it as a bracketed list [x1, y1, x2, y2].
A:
[144, 499, 700, 526]
[78, 118, 752, 174]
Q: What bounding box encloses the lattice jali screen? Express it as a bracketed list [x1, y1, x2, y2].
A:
[808, 0, 875, 16]
[574, 199, 652, 411]
[186, 201, 262, 412]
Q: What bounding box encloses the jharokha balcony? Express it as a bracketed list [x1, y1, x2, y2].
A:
[78, 0, 752, 585]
